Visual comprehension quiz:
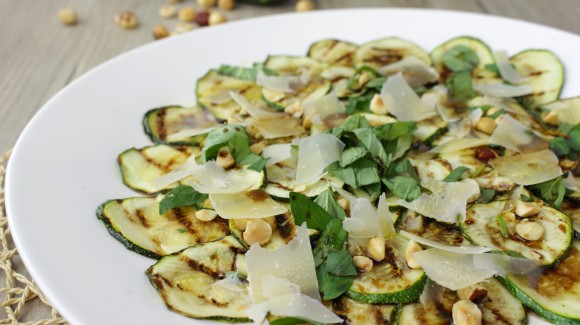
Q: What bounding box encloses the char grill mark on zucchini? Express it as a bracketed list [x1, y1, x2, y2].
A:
[329, 296, 397, 325]
[353, 37, 431, 69]
[143, 106, 218, 145]
[396, 290, 458, 325]
[346, 235, 427, 304]
[400, 215, 465, 247]
[146, 236, 251, 322]
[263, 55, 327, 75]
[461, 200, 573, 266]
[477, 278, 527, 325]
[196, 70, 262, 121]
[562, 201, 580, 237]
[510, 49, 564, 109]
[499, 240, 580, 324]
[307, 39, 358, 67]
[118, 145, 199, 194]
[97, 197, 229, 259]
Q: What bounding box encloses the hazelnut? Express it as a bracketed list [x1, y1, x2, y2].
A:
[216, 147, 235, 169]
[370, 94, 388, 115]
[457, 285, 488, 303]
[198, 0, 217, 9]
[195, 209, 218, 222]
[218, 0, 235, 10]
[515, 220, 544, 241]
[179, 7, 196, 22]
[115, 11, 138, 29]
[353, 256, 373, 272]
[475, 117, 496, 135]
[368, 237, 386, 261]
[541, 110, 559, 126]
[209, 11, 228, 26]
[295, 0, 315, 12]
[159, 5, 177, 19]
[452, 300, 482, 325]
[152, 25, 170, 40]
[250, 141, 267, 154]
[515, 201, 541, 218]
[58, 7, 77, 26]
[174, 22, 195, 34]
[243, 219, 273, 246]
[405, 240, 423, 269]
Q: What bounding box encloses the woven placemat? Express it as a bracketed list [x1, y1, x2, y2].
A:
[0, 149, 67, 325]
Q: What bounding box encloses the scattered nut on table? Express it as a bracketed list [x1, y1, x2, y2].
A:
[209, 11, 228, 25]
[58, 7, 77, 26]
[218, 0, 235, 10]
[115, 11, 138, 29]
[152, 25, 170, 39]
[159, 5, 177, 19]
[179, 7, 197, 22]
[167, 0, 183, 3]
[198, 0, 217, 9]
[174, 22, 195, 34]
[295, 0, 315, 12]
[196, 11, 211, 26]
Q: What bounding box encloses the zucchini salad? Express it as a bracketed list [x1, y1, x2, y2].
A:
[97, 36, 580, 324]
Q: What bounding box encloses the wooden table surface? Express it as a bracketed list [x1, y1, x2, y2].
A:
[1, 0, 580, 322]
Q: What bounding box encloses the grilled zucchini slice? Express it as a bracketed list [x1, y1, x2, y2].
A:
[262, 76, 331, 111]
[461, 200, 573, 266]
[562, 201, 580, 238]
[328, 296, 397, 324]
[97, 197, 229, 259]
[143, 106, 218, 145]
[196, 69, 262, 121]
[353, 37, 431, 69]
[430, 36, 496, 83]
[264, 55, 327, 75]
[146, 236, 251, 322]
[307, 39, 358, 67]
[477, 278, 527, 325]
[396, 289, 458, 325]
[499, 240, 580, 324]
[118, 145, 199, 194]
[510, 49, 564, 109]
[346, 235, 427, 304]
[228, 212, 299, 251]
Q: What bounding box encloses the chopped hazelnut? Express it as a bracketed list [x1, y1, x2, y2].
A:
[515, 220, 544, 241]
[243, 219, 273, 246]
[541, 110, 559, 126]
[209, 11, 228, 26]
[515, 201, 541, 218]
[195, 209, 218, 222]
[353, 256, 373, 272]
[475, 117, 496, 135]
[115, 11, 138, 29]
[368, 237, 386, 261]
[178, 7, 196, 22]
[152, 25, 170, 40]
[216, 147, 235, 169]
[58, 7, 77, 26]
[370, 94, 388, 115]
[452, 300, 482, 325]
[405, 240, 423, 269]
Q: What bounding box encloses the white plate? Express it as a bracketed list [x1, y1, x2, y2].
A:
[6, 8, 577, 325]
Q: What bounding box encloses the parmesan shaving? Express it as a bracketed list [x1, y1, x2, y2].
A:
[429, 138, 489, 154]
[256, 70, 311, 93]
[564, 173, 580, 192]
[380, 72, 437, 121]
[154, 155, 198, 188]
[295, 134, 344, 185]
[397, 178, 480, 223]
[544, 100, 580, 125]
[302, 92, 345, 121]
[493, 50, 529, 84]
[491, 150, 563, 185]
[209, 190, 288, 219]
[489, 114, 546, 152]
[413, 249, 496, 290]
[249, 115, 305, 139]
[447, 108, 483, 140]
[186, 161, 262, 194]
[262, 143, 292, 167]
[400, 230, 490, 254]
[378, 56, 439, 88]
[166, 125, 221, 142]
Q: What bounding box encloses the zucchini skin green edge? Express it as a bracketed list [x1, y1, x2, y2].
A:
[96, 199, 162, 260]
[145, 247, 252, 324]
[142, 106, 202, 147]
[497, 276, 579, 325]
[345, 273, 427, 304]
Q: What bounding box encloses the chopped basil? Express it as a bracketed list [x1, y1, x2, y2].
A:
[203, 125, 268, 171]
[176, 228, 187, 233]
[477, 188, 496, 204]
[528, 176, 566, 209]
[325, 250, 357, 276]
[158, 185, 208, 215]
[443, 166, 470, 183]
[382, 176, 422, 202]
[339, 147, 368, 167]
[314, 188, 346, 221]
[497, 215, 509, 238]
[446, 70, 478, 102]
[549, 137, 570, 157]
[443, 45, 479, 72]
[327, 159, 381, 189]
[217, 62, 275, 81]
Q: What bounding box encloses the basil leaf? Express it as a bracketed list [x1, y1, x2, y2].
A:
[313, 219, 348, 265]
[443, 166, 470, 182]
[497, 215, 509, 238]
[346, 92, 374, 115]
[383, 176, 421, 202]
[373, 121, 417, 141]
[289, 192, 334, 232]
[549, 137, 570, 157]
[327, 159, 380, 189]
[341, 114, 371, 131]
[353, 128, 390, 165]
[477, 188, 496, 204]
[446, 70, 478, 102]
[520, 194, 533, 202]
[203, 125, 248, 161]
[488, 108, 506, 119]
[567, 124, 580, 151]
[347, 66, 382, 90]
[314, 188, 346, 221]
[217, 62, 275, 81]
[443, 45, 479, 72]
[159, 185, 208, 215]
[326, 250, 357, 276]
[393, 158, 419, 181]
[484, 63, 500, 74]
[340, 147, 368, 167]
[528, 176, 566, 209]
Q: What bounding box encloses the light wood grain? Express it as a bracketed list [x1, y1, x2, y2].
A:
[1, 0, 580, 322]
